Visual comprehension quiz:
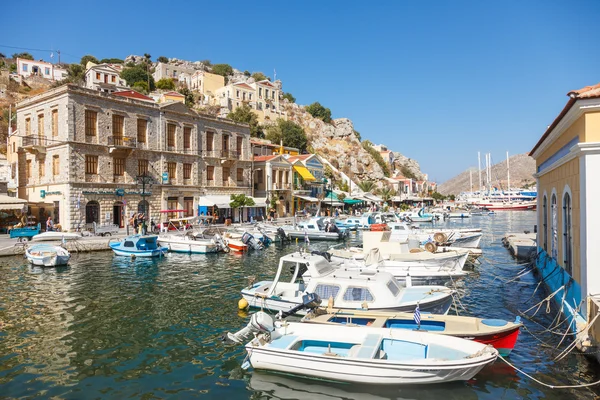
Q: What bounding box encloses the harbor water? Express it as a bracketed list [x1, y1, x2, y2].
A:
[1, 212, 599, 399]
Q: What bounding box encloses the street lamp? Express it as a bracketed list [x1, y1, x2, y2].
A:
[136, 173, 154, 233]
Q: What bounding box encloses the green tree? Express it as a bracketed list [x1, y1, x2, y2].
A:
[265, 119, 307, 153]
[338, 180, 350, 193]
[305, 102, 332, 123]
[80, 54, 99, 67]
[227, 104, 263, 138]
[324, 165, 334, 180]
[178, 87, 195, 107]
[449, 194, 456, 201]
[400, 165, 417, 180]
[157, 56, 169, 63]
[211, 64, 233, 77]
[251, 72, 269, 81]
[353, 129, 362, 141]
[121, 65, 155, 90]
[143, 53, 152, 63]
[200, 59, 212, 67]
[282, 92, 296, 103]
[357, 181, 376, 193]
[131, 81, 148, 94]
[431, 192, 445, 201]
[362, 141, 390, 177]
[377, 187, 394, 203]
[12, 52, 33, 60]
[156, 78, 176, 90]
[243, 70, 251, 77]
[9, 63, 16, 73]
[99, 58, 124, 64]
[229, 194, 255, 222]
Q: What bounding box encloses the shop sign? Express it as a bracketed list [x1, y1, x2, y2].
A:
[162, 172, 169, 183]
[115, 188, 125, 196]
[40, 190, 46, 198]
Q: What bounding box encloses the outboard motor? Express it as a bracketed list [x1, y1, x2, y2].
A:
[256, 227, 272, 248]
[276, 227, 290, 242]
[213, 233, 230, 253]
[242, 232, 263, 250]
[227, 311, 275, 343]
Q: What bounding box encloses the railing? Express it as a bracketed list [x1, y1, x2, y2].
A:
[108, 136, 137, 147]
[22, 136, 47, 147]
[272, 183, 292, 190]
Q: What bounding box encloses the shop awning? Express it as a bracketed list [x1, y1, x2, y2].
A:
[293, 165, 316, 181]
[0, 195, 27, 210]
[248, 197, 267, 207]
[198, 195, 233, 208]
[293, 194, 320, 202]
[343, 198, 363, 205]
[323, 201, 344, 207]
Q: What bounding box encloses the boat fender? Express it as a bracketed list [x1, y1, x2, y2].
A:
[238, 298, 249, 310]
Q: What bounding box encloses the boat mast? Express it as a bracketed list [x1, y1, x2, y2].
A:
[470, 169, 473, 193]
[506, 151, 510, 203]
[478, 152, 482, 192]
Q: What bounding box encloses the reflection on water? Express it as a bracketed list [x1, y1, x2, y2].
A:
[0, 212, 599, 399]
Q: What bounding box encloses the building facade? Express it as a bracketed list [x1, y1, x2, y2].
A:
[14, 85, 252, 230]
[152, 62, 195, 87]
[17, 58, 67, 81]
[215, 80, 285, 122]
[190, 71, 225, 104]
[84, 64, 129, 93]
[530, 82, 600, 358]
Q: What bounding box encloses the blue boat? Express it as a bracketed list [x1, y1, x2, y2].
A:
[109, 235, 168, 257]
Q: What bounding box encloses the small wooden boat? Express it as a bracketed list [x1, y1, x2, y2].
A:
[25, 244, 71, 267]
[302, 309, 522, 356]
[229, 312, 498, 385]
[109, 235, 168, 257]
[157, 232, 225, 254]
[241, 252, 454, 315]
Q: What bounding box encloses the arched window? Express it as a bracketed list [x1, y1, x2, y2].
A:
[85, 200, 100, 224]
[542, 195, 548, 251]
[563, 191, 572, 275]
[551, 193, 558, 260]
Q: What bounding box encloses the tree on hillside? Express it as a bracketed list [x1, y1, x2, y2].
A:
[353, 129, 361, 141]
[251, 72, 269, 81]
[121, 65, 155, 90]
[282, 92, 296, 103]
[143, 53, 152, 63]
[132, 81, 149, 94]
[178, 87, 195, 107]
[306, 102, 332, 123]
[265, 119, 307, 153]
[362, 141, 390, 177]
[376, 187, 394, 203]
[357, 181, 376, 193]
[0, 53, 6, 58]
[156, 78, 176, 90]
[157, 56, 169, 63]
[80, 55, 99, 67]
[12, 52, 34, 60]
[431, 192, 445, 201]
[243, 70, 251, 77]
[211, 64, 233, 78]
[227, 104, 263, 138]
[200, 59, 212, 67]
[52, 63, 85, 87]
[100, 58, 124, 64]
[400, 165, 417, 180]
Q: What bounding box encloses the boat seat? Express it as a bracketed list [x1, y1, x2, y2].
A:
[269, 335, 298, 349]
[353, 334, 382, 359]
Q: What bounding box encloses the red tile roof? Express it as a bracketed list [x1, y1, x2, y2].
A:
[235, 83, 254, 90]
[287, 154, 311, 162]
[113, 90, 154, 102]
[257, 80, 275, 87]
[253, 155, 278, 162]
[530, 82, 600, 156]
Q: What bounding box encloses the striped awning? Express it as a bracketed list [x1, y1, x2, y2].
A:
[293, 165, 316, 181]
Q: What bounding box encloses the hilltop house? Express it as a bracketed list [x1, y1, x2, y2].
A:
[84, 63, 128, 93]
[529, 81, 600, 362]
[190, 71, 225, 105]
[215, 79, 285, 122]
[16, 58, 67, 81]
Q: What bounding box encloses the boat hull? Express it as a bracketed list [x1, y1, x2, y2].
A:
[110, 247, 168, 257]
[159, 240, 219, 254]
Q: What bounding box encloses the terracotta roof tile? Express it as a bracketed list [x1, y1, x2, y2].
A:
[113, 90, 154, 102]
[568, 83, 600, 99]
[257, 80, 275, 87]
[234, 83, 254, 90]
[253, 155, 277, 162]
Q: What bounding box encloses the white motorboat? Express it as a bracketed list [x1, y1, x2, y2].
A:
[229, 312, 498, 385]
[326, 247, 470, 286]
[261, 218, 347, 241]
[25, 244, 71, 267]
[157, 232, 227, 254]
[387, 222, 482, 249]
[31, 231, 82, 241]
[241, 252, 454, 314]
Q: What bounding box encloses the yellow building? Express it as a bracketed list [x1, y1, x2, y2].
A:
[158, 91, 186, 104]
[529, 82, 600, 359]
[190, 71, 225, 104]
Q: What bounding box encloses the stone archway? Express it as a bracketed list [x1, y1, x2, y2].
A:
[85, 200, 100, 224]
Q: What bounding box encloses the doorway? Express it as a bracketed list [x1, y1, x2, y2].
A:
[113, 201, 124, 227]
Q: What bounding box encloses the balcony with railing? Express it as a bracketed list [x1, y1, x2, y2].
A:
[108, 136, 136, 155]
[22, 136, 47, 154]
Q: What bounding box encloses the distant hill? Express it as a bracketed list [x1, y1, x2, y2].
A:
[437, 153, 536, 195]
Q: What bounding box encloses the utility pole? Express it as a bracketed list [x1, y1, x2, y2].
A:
[57, 50, 61, 65]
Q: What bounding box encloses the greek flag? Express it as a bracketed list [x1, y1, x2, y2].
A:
[413, 304, 421, 326]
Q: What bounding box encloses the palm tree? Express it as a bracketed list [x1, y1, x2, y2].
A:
[376, 187, 394, 203]
[356, 180, 376, 193]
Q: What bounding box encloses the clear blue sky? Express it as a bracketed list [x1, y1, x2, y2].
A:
[4, 0, 600, 182]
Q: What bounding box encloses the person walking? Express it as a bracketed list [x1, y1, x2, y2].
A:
[46, 217, 53, 232]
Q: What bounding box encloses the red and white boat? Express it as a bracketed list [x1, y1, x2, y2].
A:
[483, 200, 536, 211]
[302, 309, 522, 356]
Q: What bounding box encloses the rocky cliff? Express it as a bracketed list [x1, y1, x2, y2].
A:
[437, 153, 536, 195]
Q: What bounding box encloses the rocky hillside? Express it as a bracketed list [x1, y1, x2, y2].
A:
[437, 153, 536, 195]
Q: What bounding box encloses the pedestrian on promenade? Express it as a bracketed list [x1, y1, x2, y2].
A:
[46, 217, 53, 232]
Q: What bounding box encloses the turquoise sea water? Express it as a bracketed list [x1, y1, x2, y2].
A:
[0, 212, 598, 399]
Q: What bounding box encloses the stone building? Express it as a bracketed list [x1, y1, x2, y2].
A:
[13, 85, 253, 230]
[215, 80, 285, 122]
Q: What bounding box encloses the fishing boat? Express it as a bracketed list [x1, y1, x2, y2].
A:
[484, 201, 536, 211]
[387, 222, 482, 248]
[228, 311, 498, 385]
[241, 252, 454, 314]
[31, 231, 82, 241]
[109, 235, 168, 257]
[25, 244, 71, 267]
[397, 209, 435, 223]
[262, 218, 347, 241]
[157, 232, 226, 254]
[302, 309, 522, 356]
